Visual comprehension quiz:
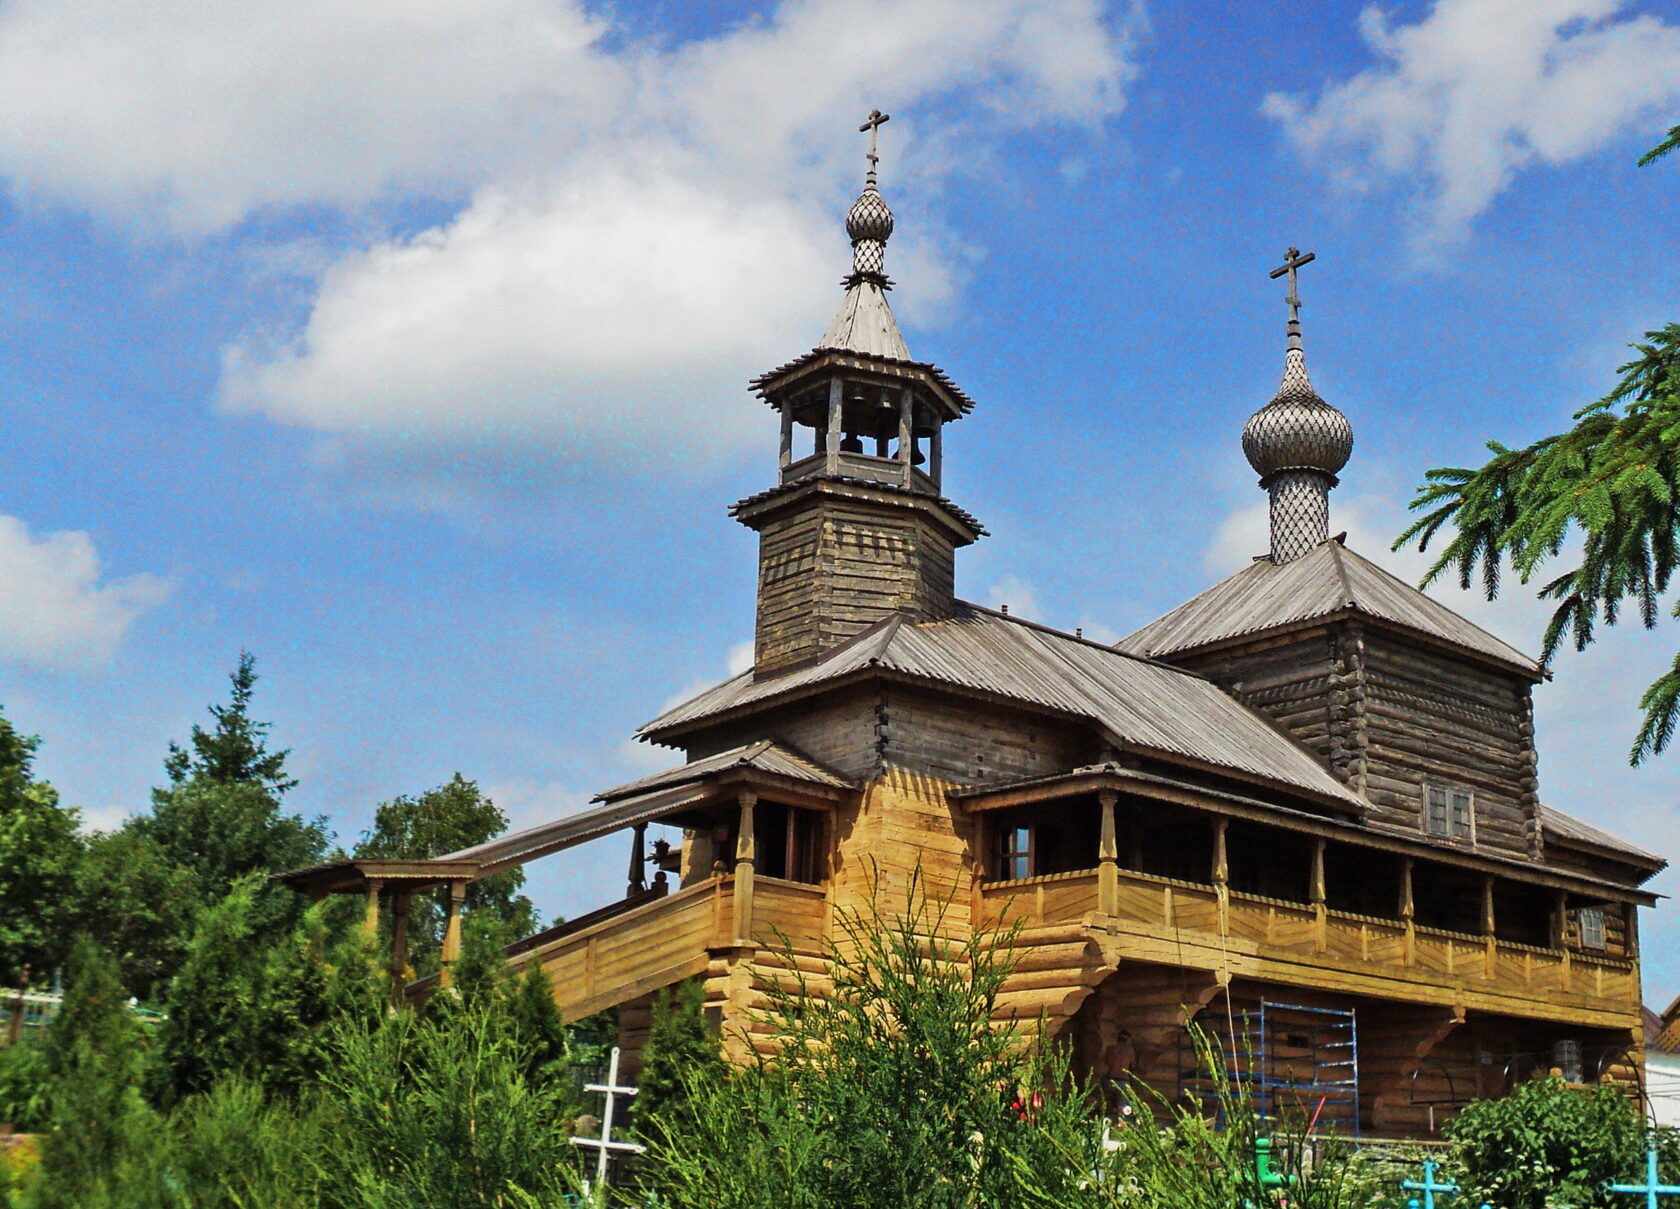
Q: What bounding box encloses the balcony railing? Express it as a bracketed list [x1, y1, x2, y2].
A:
[977, 867, 1637, 1018]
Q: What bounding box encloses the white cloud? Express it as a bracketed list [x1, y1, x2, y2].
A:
[0, 0, 1141, 493]
[986, 573, 1041, 618]
[0, 0, 620, 235]
[0, 515, 169, 672]
[1264, 0, 1680, 257]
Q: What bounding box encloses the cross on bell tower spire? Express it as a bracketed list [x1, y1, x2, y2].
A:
[860, 108, 889, 186]
[1242, 246, 1353, 564]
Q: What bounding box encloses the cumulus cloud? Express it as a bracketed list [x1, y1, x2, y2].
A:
[1264, 0, 1680, 256]
[0, 515, 170, 671]
[0, 0, 1141, 493]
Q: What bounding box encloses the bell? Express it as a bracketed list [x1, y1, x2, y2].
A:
[840, 433, 864, 454]
[893, 439, 926, 465]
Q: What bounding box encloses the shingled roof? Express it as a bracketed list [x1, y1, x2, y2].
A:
[640, 603, 1366, 813]
[1540, 803, 1667, 870]
[595, 740, 854, 802]
[1117, 539, 1541, 678]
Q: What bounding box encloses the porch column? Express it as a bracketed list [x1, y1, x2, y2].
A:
[1481, 875, 1497, 977]
[627, 821, 647, 896]
[1098, 790, 1119, 917]
[1212, 818, 1229, 939]
[824, 379, 843, 474]
[439, 881, 467, 989]
[1400, 859, 1416, 967]
[361, 878, 383, 940]
[733, 791, 757, 946]
[390, 890, 411, 1007]
[1311, 839, 1328, 953]
[897, 388, 914, 487]
[1555, 890, 1573, 991]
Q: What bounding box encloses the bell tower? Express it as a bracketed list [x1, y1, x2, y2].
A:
[734, 111, 984, 675]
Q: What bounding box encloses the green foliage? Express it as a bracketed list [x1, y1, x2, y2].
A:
[317, 997, 582, 1208]
[1396, 125, 1680, 762]
[0, 1040, 51, 1132]
[355, 774, 538, 971]
[1444, 1073, 1652, 1209]
[0, 709, 81, 985]
[643, 872, 1091, 1209]
[68, 829, 197, 1002]
[26, 939, 156, 1209]
[162, 651, 297, 795]
[634, 977, 725, 1137]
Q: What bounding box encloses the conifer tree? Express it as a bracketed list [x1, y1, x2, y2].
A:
[0, 708, 82, 983]
[1397, 122, 1680, 762]
[635, 977, 725, 1135]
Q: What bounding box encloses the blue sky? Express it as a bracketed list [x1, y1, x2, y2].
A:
[2, 0, 1680, 1005]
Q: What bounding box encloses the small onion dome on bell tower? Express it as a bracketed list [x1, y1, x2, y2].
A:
[1242, 247, 1353, 565]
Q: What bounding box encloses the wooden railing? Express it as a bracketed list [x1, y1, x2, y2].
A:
[976, 867, 1637, 1016]
[495, 874, 828, 1022]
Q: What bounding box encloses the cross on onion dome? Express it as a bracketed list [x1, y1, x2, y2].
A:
[859, 108, 890, 186]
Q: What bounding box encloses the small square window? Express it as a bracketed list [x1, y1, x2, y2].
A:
[1578, 906, 1606, 951]
[1424, 785, 1474, 843]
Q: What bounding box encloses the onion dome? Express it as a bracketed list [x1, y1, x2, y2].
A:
[846, 183, 894, 244]
[1242, 337, 1353, 483]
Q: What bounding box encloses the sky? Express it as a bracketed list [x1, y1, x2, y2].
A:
[1, 0, 1679, 1006]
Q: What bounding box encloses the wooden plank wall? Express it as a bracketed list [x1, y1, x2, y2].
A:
[753, 496, 957, 670]
[1360, 638, 1537, 859]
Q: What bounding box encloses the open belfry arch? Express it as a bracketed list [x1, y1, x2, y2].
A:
[279, 115, 1664, 1131]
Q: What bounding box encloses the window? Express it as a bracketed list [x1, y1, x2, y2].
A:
[998, 825, 1033, 881]
[1424, 786, 1474, 843]
[1578, 906, 1606, 951]
[756, 803, 825, 885]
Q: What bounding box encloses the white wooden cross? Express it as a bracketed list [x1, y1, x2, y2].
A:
[569, 1045, 645, 1193]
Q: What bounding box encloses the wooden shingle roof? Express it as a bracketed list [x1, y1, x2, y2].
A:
[1117, 540, 1542, 678]
[640, 603, 1366, 813]
[595, 740, 854, 802]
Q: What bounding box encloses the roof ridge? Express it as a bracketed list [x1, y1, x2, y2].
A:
[1326, 539, 1356, 607]
[955, 598, 1224, 681]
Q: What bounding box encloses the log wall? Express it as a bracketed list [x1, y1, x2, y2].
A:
[752, 495, 957, 671]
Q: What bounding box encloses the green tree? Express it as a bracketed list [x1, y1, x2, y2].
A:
[355, 774, 537, 970]
[69, 829, 197, 1002]
[162, 650, 296, 794]
[1396, 123, 1680, 762]
[634, 977, 725, 1137]
[27, 938, 158, 1209]
[0, 709, 82, 984]
[1444, 1074, 1655, 1209]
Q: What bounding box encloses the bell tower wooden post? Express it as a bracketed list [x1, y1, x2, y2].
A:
[1098, 790, 1119, 917]
[439, 881, 467, 989]
[733, 791, 757, 946]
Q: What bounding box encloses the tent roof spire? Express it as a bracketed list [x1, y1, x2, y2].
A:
[820, 109, 909, 360]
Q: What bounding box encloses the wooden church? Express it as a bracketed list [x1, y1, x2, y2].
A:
[281, 118, 1664, 1137]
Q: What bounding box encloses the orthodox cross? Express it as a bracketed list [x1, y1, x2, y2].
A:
[1400, 1158, 1490, 1209]
[859, 108, 890, 182]
[569, 1046, 645, 1193]
[1269, 245, 1316, 326]
[1609, 1138, 1680, 1209]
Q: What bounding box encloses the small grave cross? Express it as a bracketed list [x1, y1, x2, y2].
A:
[1609, 1138, 1680, 1209]
[1401, 1158, 1490, 1209]
[569, 1045, 645, 1192]
[1269, 246, 1316, 326]
[859, 108, 890, 181]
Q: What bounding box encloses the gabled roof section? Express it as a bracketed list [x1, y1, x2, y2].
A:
[1117, 540, 1542, 678]
[640, 604, 1366, 813]
[1540, 803, 1666, 871]
[596, 740, 854, 803]
[820, 279, 910, 360]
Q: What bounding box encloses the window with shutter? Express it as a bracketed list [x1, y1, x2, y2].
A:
[1423, 785, 1475, 844]
[1450, 791, 1474, 841]
[1426, 786, 1449, 837]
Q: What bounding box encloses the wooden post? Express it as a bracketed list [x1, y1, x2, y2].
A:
[929, 422, 942, 487]
[1212, 818, 1229, 939]
[1482, 875, 1497, 978]
[1400, 859, 1416, 967]
[733, 791, 757, 946]
[390, 890, 411, 1006]
[1624, 902, 1639, 960]
[1311, 838, 1328, 953]
[1554, 889, 1572, 990]
[627, 822, 647, 896]
[897, 387, 914, 487]
[1098, 790, 1119, 917]
[439, 881, 467, 989]
[361, 878, 383, 940]
[778, 404, 794, 469]
[824, 379, 843, 474]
